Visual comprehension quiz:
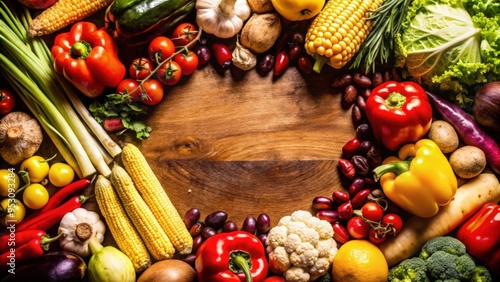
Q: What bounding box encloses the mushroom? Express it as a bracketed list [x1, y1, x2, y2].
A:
[0, 111, 43, 165]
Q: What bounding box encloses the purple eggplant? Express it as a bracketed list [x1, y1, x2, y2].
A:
[426, 91, 500, 174]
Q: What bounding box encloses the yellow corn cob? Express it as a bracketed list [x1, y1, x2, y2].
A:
[94, 175, 151, 273]
[110, 164, 175, 260]
[28, 0, 114, 37]
[121, 143, 193, 255]
[305, 0, 384, 72]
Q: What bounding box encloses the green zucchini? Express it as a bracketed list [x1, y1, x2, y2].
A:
[105, 0, 195, 46]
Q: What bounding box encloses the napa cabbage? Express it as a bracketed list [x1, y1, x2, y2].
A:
[395, 0, 500, 106]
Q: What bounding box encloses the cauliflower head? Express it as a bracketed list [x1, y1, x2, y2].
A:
[266, 210, 338, 282]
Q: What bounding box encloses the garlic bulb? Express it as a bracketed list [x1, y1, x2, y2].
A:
[196, 0, 251, 39]
[232, 39, 257, 71]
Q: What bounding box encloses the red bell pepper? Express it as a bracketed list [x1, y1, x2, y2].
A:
[456, 202, 500, 276]
[51, 22, 126, 98]
[195, 231, 268, 282]
[365, 81, 433, 151]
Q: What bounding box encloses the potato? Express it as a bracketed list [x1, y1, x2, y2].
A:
[449, 146, 487, 179]
[247, 0, 274, 13]
[137, 259, 196, 282]
[240, 13, 282, 54]
[427, 120, 459, 153]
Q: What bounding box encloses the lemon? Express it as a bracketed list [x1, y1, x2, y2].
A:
[332, 239, 388, 282]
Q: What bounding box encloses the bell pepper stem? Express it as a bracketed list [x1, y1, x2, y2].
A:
[40, 232, 65, 251]
[372, 160, 411, 182]
[229, 250, 253, 282]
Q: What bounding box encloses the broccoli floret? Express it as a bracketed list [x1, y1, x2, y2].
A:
[388, 257, 430, 282]
[426, 251, 476, 281]
[470, 265, 492, 282]
[419, 236, 467, 260]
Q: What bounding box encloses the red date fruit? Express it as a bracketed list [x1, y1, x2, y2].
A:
[338, 159, 356, 179]
[332, 190, 350, 203]
[242, 216, 257, 235]
[183, 208, 201, 229]
[273, 51, 289, 77]
[211, 43, 232, 68]
[182, 253, 197, 267]
[258, 234, 268, 246]
[222, 221, 238, 233]
[287, 45, 302, 60]
[202, 226, 217, 239]
[192, 235, 204, 253]
[205, 211, 228, 230]
[257, 54, 274, 76]
[337, 202, 353, 220]
[193, 44, 211, 66]
[351, 189, 371, 208]
[189, 222, 205, 237]
[297, 56, 313, 75]
[256, 213, 271, 233]
[351, 155, 370, 176]
[316, 210, 339, 223]
[348, 177, 365, 196]
[342, 138, 360, 159]
[312, 196, 334, 210]
[332, 222, 350, 244]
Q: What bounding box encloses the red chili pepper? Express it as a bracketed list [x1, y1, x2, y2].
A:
[195, 231, 268, 282]
[365, 81, 432, 151]
[0, 230, 46, 254]
[0, 232, 63, 271]
[456, 202, 500, 276]
[273, 51, 289, 77]
[211, 43, 232, 69]
[20, 179, 91, 225]
[16, 194, 92, 233]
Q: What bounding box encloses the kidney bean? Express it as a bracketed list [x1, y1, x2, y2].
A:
[182, 253, 197, 267]
[352, 73, 372, 88]
[358, 140, 373, 156]
[348, 177, 365, 196]
[257, 54, 274, 76]
[202, 226, 217, 239]
[273, 51, 289, 77]
[332, 190, 350, 203]
[256, 213, 271, 233]
[317, 210, 339, 223]
[287, 45, 302, 60]
[183, 208, 201, 229]
[312, 196, 334, 211]
[242, 216, 257, 234]
[211, 43, 232, 68]
[351, 155, 370, 176]
[189, 222, 205, 237]
[193, 44, 211, 66]
[356, 95, 366, 112]
[351, 105, 363, 127]
[342, 84, 358, 110]
[192, 235, 204, 253]
[338, 159, 356, 179]
[361, 88, 371, 100]
[331, 74, 352, 88]
[297, 56, 313, 75]
[356, 123, 372, 141]
[337, 202, 353, 220]
[332, 222, 350, 244]
[383, 70, 391, 82]
[342, 138, 360, 159]
[351, 189, 371, 208]
[372, 72, 384, 87]
[205, 211, 228, 230]
[222, 221, 238, 233]
[257, 234, 268, 247]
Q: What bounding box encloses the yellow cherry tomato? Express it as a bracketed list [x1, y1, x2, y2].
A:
[22, 183, 49, 210]
[48, 163, 75, 188]
[0, 169, 20, 197]
[1, 198, 26, 226]
[271, 0, 325, 21]
[19, 155, 51, 183]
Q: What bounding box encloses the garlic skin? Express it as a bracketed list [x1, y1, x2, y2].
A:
[232, 40, 257, 71]
[59, 208, 106, 257]
[196, 0, 251, 39]
[0, 112, 43, 165]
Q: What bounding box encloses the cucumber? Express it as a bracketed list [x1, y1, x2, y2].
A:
[105, 0, 195, 46]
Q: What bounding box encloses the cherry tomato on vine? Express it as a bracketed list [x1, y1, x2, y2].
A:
[360, 202, 384, 222]
[116, 78, 143, 102]
[20, 155, 51, 183]
[157, 60, 182, 86]
[347, 216, 370, 239]
[141, 79, 164, 106]
[148, 36, 175, 63]
[174, 51, 199, 75]
[129, 57, 155, 80]
[22, 183, 49, 210]
[368, 227, 387, 244]
[382, 213, 403, 236]
[48, 163, 75, 188]
[0, 89, 16, 115]
[0, 169, 19, 197]
[171, 23, 199, 48]
[1, 198, 25, 226]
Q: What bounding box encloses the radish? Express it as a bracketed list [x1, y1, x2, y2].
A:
[378, 173, 500, 267]
[426, 91, 500, 174]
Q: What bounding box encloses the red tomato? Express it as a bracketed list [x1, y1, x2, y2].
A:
[368, 228, 387, 244]
[141, 79, 164, 106]
[360, 202, 384, 223]
[382, 213, 403, 236]
[148, 36, 175, 64]
[264, 276, 286, 282]
[171, 23, 199, 48]
[157, 60, 182, 86]
[174, 51, 199, 75]
[0, 89, 16, 115]
[347, 216, 370, 239]
[116, 78, 142, 102]
[128, 57, 155, 80]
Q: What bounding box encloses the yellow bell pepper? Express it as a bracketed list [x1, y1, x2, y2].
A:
[372, 139, 457, 218]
